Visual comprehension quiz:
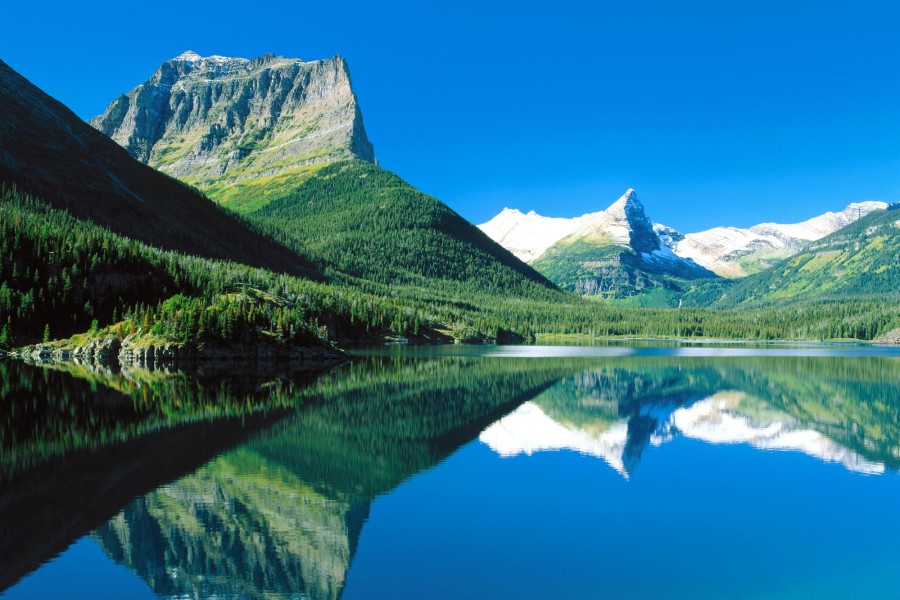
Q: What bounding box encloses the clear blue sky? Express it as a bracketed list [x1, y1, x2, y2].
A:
[3, 1, 898, 231]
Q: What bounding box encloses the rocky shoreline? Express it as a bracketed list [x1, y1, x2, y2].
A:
[873, 328, 900, 345]
[9, 335, 347, 368]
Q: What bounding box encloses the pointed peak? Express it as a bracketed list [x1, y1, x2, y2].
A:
[606, 188, 644, 215]
[622, 188, 641, 207]
[173, 50, 203, 62]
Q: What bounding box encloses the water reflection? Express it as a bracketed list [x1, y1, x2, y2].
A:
[2, 356, 574, 598]
[2, 351, 900, 599]
[482, 358, 900, 477]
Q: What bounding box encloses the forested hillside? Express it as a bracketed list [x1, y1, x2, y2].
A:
[688, 206, 900, 308]
[3, 184, 899, 350]
[213, 161, 556, 294]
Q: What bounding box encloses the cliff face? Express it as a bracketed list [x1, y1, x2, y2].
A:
[90, 51, 374, 187]
[92, 449, 368, 600]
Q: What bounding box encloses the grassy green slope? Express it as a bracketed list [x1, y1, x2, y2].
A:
[692, 207, 900, 308]
[210, 161, 557, 295]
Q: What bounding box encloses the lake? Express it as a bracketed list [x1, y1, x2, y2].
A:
[2, 344, 900, 599]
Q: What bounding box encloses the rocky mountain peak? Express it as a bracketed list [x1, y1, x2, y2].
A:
[173, 50, 202, 61]
[90, 51, 374, 188]
[604, 188, 642, 216]
[599, 189, 659, 253]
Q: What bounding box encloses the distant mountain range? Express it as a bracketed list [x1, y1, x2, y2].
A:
[700, 203, 900, 307]
[670, 201, 888, 277]
[480, 190, 888, 300]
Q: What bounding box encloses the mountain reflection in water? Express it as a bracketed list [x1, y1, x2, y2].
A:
[2, 349, 899, 599]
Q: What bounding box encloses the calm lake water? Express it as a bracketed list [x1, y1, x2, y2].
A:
[2, 344, 900, 599]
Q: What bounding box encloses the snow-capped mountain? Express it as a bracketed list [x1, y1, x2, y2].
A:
[477, 209, 584, 264]
[674, 201, 888, 277]
[480, 392, 884, 478]
[480, 190, 715, 297]
[479, 401, 634, 476]
[479, 194, 888, 279]
[479, 189, 652, 263]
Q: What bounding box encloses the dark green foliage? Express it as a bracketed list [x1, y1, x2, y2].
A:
[231, 161, 556, 294]
[2, 184, 898, 348]
[0, 185, 438, 346]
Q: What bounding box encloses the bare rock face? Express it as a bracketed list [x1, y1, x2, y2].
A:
[873, 328, 900, 345]
[90, 51, 374, 187]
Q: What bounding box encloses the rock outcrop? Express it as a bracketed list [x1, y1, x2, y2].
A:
[873, 328, 900, 345]
[12, 335, 346, 368]
[90, 51, 374, 188]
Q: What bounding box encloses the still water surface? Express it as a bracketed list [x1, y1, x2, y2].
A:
[2, 344, 900, 599]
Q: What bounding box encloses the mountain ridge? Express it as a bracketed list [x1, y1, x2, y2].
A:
[480, 193, 888, 279]
[481, 189, 715, 298]
[89, 52, 557, 294]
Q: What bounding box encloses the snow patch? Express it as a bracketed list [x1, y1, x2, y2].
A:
[477, 189, 646, 263]
[479, 402, 632, 477]
[482, 194, 887, 277]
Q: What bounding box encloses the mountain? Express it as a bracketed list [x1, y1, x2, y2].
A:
[90, 51, 374, 188]
[238, 160, 556, 290]
[92, 53, 555, 293]
[0, 59, 311, 276]
[480, 357, 900, 478]
[87, 356, 575, 600]
[482, 391, 884, 477]
[700, 204, 900, 307]
[481, 189, 715, 300]
[673, 201, 888, 277]
[480, 191, 889, 300]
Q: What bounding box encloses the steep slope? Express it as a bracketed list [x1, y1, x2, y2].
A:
[0, 59, 312, 275]
[241, 161, 555, 290]
[91, 51, 374, 187]
[675, 201, 888, 277]
[92, 53, 554, 294]
[525, 190, 715, 299]
[701, 204, 900, 307]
